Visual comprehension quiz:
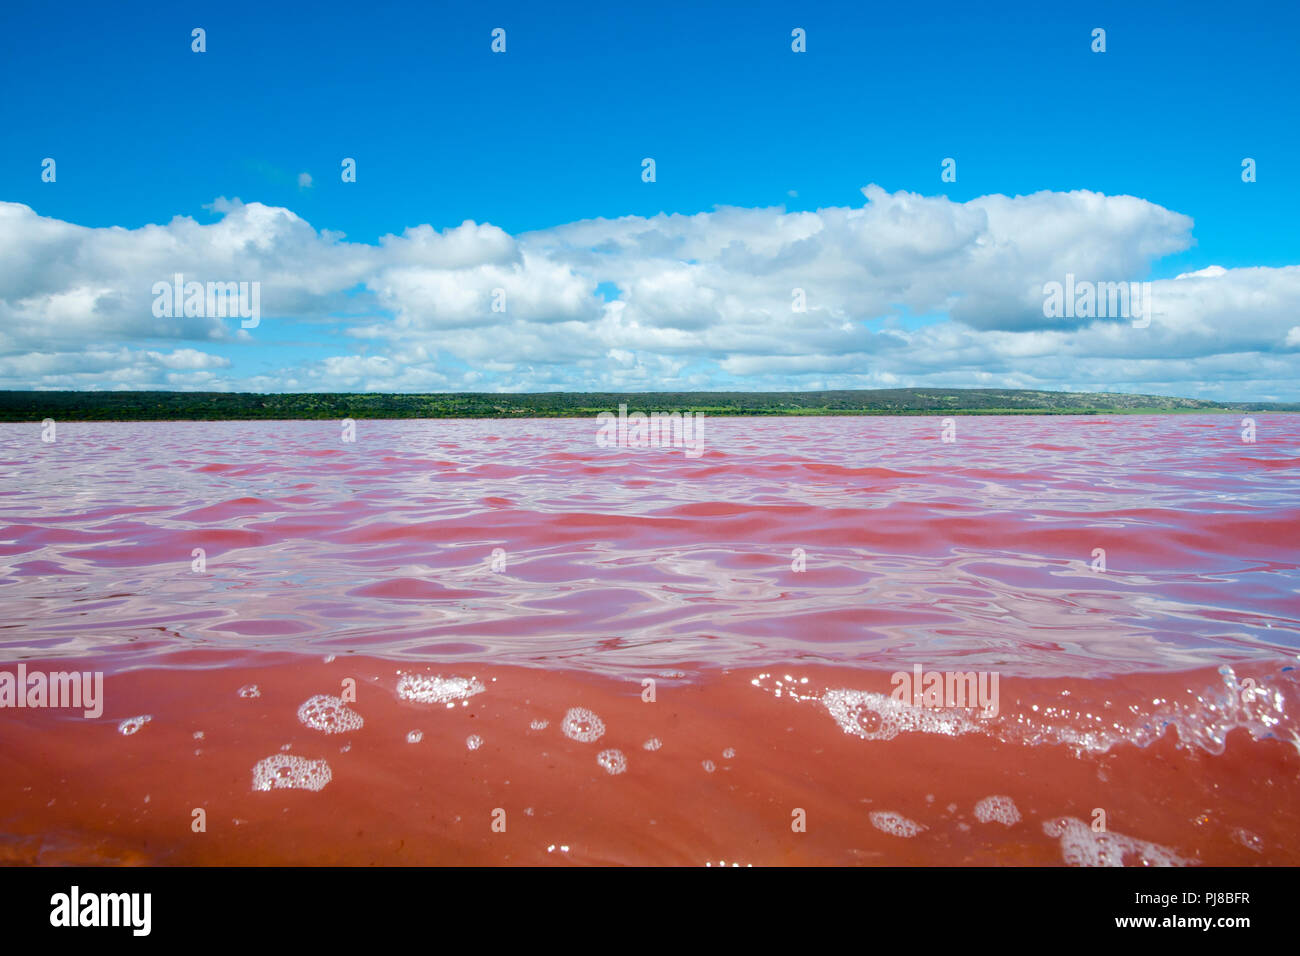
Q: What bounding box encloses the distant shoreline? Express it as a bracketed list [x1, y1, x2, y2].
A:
[3, 411, 1295, 425]
[0, 388, 1295, 422]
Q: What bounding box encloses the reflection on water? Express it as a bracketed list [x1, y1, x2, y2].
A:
[1, 415, 1297, 675]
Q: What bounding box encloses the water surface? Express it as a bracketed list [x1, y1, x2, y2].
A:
[1, 415, 1297, 864]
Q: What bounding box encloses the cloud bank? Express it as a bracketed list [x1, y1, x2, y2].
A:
[1, 185, 1297, 400]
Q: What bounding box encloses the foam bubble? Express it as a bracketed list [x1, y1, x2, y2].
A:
[530, 719, 549, 730]
[643, 737, 662, 751]
[296, 695, 364, 734]
[597, 749, 627, 775]
[974, 795, 1021, 826]
[823, 689, 981, 741]
[869, 811, 927, 838]
[722, 747, 736, 759]
[466, 734, 483, 751]
[1042, 817, 1195, 867]
[117, 715, 151, 736]
[252, 754, 332, 792]
[812, 665, 1300, 758]
[561, 707, 605, 743]
[237, 684, 260, 699]
[702, 760, 716, 773]
[406, 730, 423, 743]
[397, 674, 485, 704]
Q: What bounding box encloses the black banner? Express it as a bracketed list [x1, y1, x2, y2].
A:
[0, 866, 1283, 943]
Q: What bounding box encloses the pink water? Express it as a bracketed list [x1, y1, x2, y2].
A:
[1, 415, 1298, 864]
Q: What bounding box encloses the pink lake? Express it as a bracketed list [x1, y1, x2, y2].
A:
[0, 414, 1297, 865]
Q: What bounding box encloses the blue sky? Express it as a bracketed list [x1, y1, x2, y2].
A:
[2, 0, 1298, 398]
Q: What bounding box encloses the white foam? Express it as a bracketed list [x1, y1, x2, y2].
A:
[869, 811, 927, 838]
[702, 759, 716, 773]
[597, 749, 627, 775]
[643, 737, 662, 751]
[722, 747, 736, 759]
[561, 707, 605, 743]
[406, 730, 423, 743]
[973, 795, 1021, 826]
[397, 673, 485, 704]
[824, 689, 981, 741]
[252, 754, 332, 792]
[117, 715, 151, 736]
[237, 684, 260, 699]
[530, 719, 549, 730]
[466, 734, 483, 751]
[1041, 817, 1195, 867]
[806, 664, 1300, 758]
[296, 695, 364, 734]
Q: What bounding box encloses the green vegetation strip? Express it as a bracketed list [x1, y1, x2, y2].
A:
[0, 389, 1294, 422]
